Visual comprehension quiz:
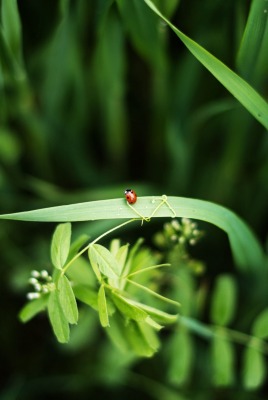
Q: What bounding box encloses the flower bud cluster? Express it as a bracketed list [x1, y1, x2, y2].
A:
[154, 218, 203, 249]
[27, 270, 54, 300]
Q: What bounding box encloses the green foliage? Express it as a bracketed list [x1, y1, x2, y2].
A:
[211, 334, 235, 386]
[242, 344, 266, 389]
[48, 288, 70, 343]
[98, 284, 110, 327]
[144, 0, 268, 129]
[19, 294, 48, 323]
[252, 308, 268, 339]
[57, 274, 78, 325]
[16, 217, 268, 394]
[51, 222, 71, 270]
[20, 221, 180, 356]
[0, 196, 265, 272]
[1, 0, 268, 398]
[210, 274, 237, 326]
[167, 326, 194, 386]
[89, 243, 120, 279]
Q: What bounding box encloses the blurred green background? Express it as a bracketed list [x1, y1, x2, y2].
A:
[0, 0, 268, 399]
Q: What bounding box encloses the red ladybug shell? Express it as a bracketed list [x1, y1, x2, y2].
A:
[124, 189, 137, 204]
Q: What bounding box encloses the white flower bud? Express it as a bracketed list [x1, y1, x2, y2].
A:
[27, 292, 40, 300]
[171, 234, 177, 242]
[29, 277, 38, 285]
[40, 270, 49, 278]
[34, 283, 42, 292]
[171, 220, 180, 231]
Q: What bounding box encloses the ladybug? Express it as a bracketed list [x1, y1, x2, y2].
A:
[124, 189, 137, 204]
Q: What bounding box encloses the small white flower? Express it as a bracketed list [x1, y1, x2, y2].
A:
[171, 220, 181, 231]
[29, 277, 38, 285]
[171, 234, 177, 242]
[34, 283, 42, 292]
[40, 270, 49, 278]
[31, 270, 40, 278]
[27, 292, 40, 300]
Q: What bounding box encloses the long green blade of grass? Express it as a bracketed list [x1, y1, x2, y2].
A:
[0, 196, 265, 272]
[236, 0, 268, 79]
[1, 0, 23, 64]
[143, 0, 268, 130]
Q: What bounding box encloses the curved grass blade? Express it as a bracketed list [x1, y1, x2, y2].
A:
[236, 0, 268, 79]
[0, 196, 265, 272]
[143, 0, 268, 130]
[1, 0, 23, 64]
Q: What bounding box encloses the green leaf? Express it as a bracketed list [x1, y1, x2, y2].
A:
[252, 308, 268, 339]
[88, 244, 120, 279]
[123, 298, 178, 325]
[236, 0, 268, 79]
[58, 275, 78, 324]
[106, 312, 132, 353]
[143, 0, 268, 130]
[106, 311, 160, 357]
[211, 333, 235, 386]
[0, 22, 24, 79]
[121, 237, 144, 279]
[210, 274, 237, 326]
[67, 257, 95, 287]
[145, 316, 163, 331]
[109, 241, 129, 286]
[73, 284, 98, 310]
[242, 343, 266, 389]
[1, 0, 22, 63]
[111, 291, 148, 322]
[51, 222, 72, 270]
[48, 289, 69, 343]
[0, 196, 265, 272]
[154, 0, 180, 18]
[126, 320, 160, 357]
[137, 320, 161, 351]
[66, 233, 89, 263]
[98, 285, 110, 327]
[167, 327, 194, 386]
[19, 295, 48, 323]
[115, 243, 129, 276]
[109, 239, 121, 257]
[116, 0, 161, 65]
[93, 8, 127, 162]
[127, 278, 181, 308]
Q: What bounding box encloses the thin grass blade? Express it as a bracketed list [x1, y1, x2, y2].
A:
[143, 0, 268, 130]
[0, 196, 265, 271]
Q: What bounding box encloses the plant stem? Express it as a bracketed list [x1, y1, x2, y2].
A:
[61, 219, 137, 275]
